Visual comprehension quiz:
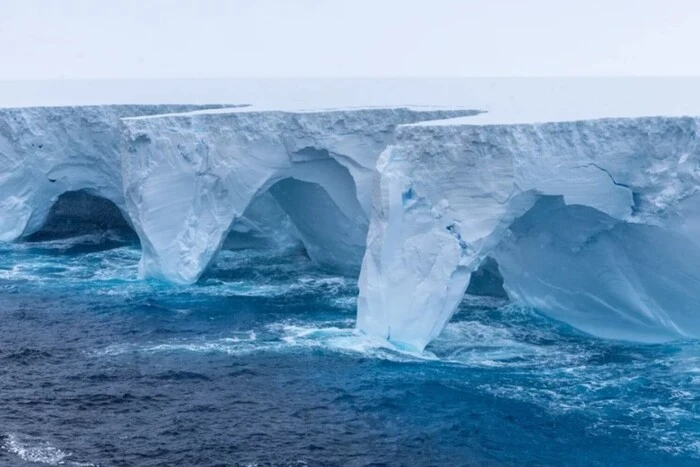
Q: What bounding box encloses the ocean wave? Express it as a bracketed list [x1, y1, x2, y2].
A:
[90, 320, 434, 364]
[91, 312, 580, 367]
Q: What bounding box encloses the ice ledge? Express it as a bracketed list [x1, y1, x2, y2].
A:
[121, 104, 482, 120]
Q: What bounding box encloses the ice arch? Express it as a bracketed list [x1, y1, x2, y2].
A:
[221, 156, 368, 277]
[491, 196, 700, 343]
[0, 105, 231, 242]
[24, 190, 137, 243]
[358, 116, 700, 350]
[465, 257, 507, 298]
[268, 175, 368, 274]
[120, 107, 477, 284]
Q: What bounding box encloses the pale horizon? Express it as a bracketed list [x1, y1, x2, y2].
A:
[2, 0, 700, 80]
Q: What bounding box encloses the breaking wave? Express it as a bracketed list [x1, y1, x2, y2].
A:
[1, 433, 95, 466]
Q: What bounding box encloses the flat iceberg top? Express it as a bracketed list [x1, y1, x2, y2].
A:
[0, 104, 240, 112]
[3, 77, 700, 124]
[411, 109, 700, 127]
[121, 105, 480, 122]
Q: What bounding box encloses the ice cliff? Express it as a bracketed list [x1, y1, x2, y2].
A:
[358, 117, 700, 350]
[120, 108, 477, 283]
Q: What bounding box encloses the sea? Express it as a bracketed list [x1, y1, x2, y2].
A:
[1, 232, 699, 466]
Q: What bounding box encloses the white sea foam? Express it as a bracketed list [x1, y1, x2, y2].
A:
[1, 433, 95, 466]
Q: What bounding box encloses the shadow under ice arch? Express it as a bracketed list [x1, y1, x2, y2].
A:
[24, 189, 137, 244]
[267, 174, 368, 274]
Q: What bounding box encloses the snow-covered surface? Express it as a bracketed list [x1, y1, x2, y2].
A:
[358, 117, 700, 350]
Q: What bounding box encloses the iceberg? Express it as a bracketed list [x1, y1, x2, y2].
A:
[221, 191, 302, 252]
[357, 117, 700, 350]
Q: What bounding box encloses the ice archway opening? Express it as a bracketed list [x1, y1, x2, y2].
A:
[465, 256, 507, 299]
[489, 195, 700, 343]
[23, 189, 139, 251]
[124, 137, 372, 285]
[360, 187, 700, 351]
[0, 105, 234, 244]
[216, 157, 369, 276]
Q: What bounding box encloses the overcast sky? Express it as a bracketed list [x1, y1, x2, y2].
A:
[1, 0, 699, 80]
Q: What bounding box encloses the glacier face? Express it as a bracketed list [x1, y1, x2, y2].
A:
[120, 107, 477, 284]
[358, 117, 700, 350]
[0, 105, 230, 242]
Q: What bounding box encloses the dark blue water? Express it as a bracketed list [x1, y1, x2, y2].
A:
[1, 235, 699, 466]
